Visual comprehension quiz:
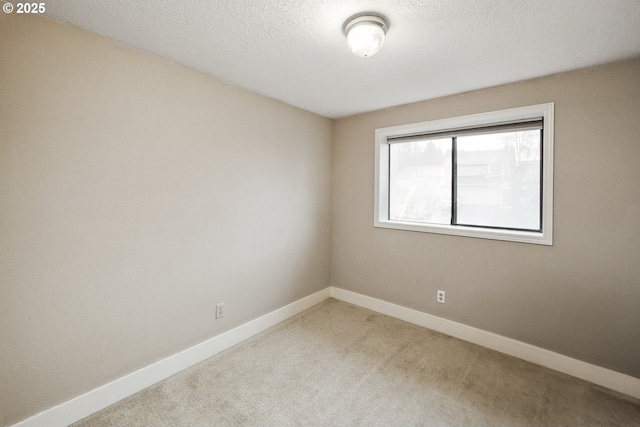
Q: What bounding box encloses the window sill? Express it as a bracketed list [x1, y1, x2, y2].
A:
[374, 219, 552, 246]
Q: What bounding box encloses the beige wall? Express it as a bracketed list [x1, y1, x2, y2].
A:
[332, 58, 640, 379]
[0, 14, 332, 425]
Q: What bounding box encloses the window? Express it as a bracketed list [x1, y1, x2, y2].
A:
[375, 103, 554, 245]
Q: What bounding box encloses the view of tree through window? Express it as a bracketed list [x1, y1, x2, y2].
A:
[389, 138, 451, 223]
[388, 129, 541, 231]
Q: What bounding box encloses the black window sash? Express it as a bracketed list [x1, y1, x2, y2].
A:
[387, 121, 544, 232]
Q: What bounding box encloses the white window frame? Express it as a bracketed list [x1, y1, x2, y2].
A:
[374, 103, 554, 245]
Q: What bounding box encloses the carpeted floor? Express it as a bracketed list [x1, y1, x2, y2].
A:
[73, 298, 640, 426]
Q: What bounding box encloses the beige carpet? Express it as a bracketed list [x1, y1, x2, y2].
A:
[73, 299, 640, 426]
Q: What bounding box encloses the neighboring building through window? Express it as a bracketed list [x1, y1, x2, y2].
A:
[375, 103, 554, 245]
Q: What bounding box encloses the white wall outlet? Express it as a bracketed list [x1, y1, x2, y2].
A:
[437, 290, 445, 304]
[215, 303, 225, 319]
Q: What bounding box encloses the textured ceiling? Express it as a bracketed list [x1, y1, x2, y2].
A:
[41, 0, 640, 118]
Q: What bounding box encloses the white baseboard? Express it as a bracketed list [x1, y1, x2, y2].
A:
[13, 285, 639, 427]
[11, 288, 332, 427]
[329, 286, 640, 400]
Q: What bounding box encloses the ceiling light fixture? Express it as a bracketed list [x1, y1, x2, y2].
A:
[343, 13, 389, 58]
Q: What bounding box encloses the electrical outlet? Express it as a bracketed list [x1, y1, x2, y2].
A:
[437, 290, 445, 304]
[215, 303, 225, 319]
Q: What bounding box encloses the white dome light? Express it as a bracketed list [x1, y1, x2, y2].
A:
[344, 14, 388, 58]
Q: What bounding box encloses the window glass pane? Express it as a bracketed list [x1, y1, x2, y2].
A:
[389, 138, 452, 224]
[456, 130, 541, 230]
